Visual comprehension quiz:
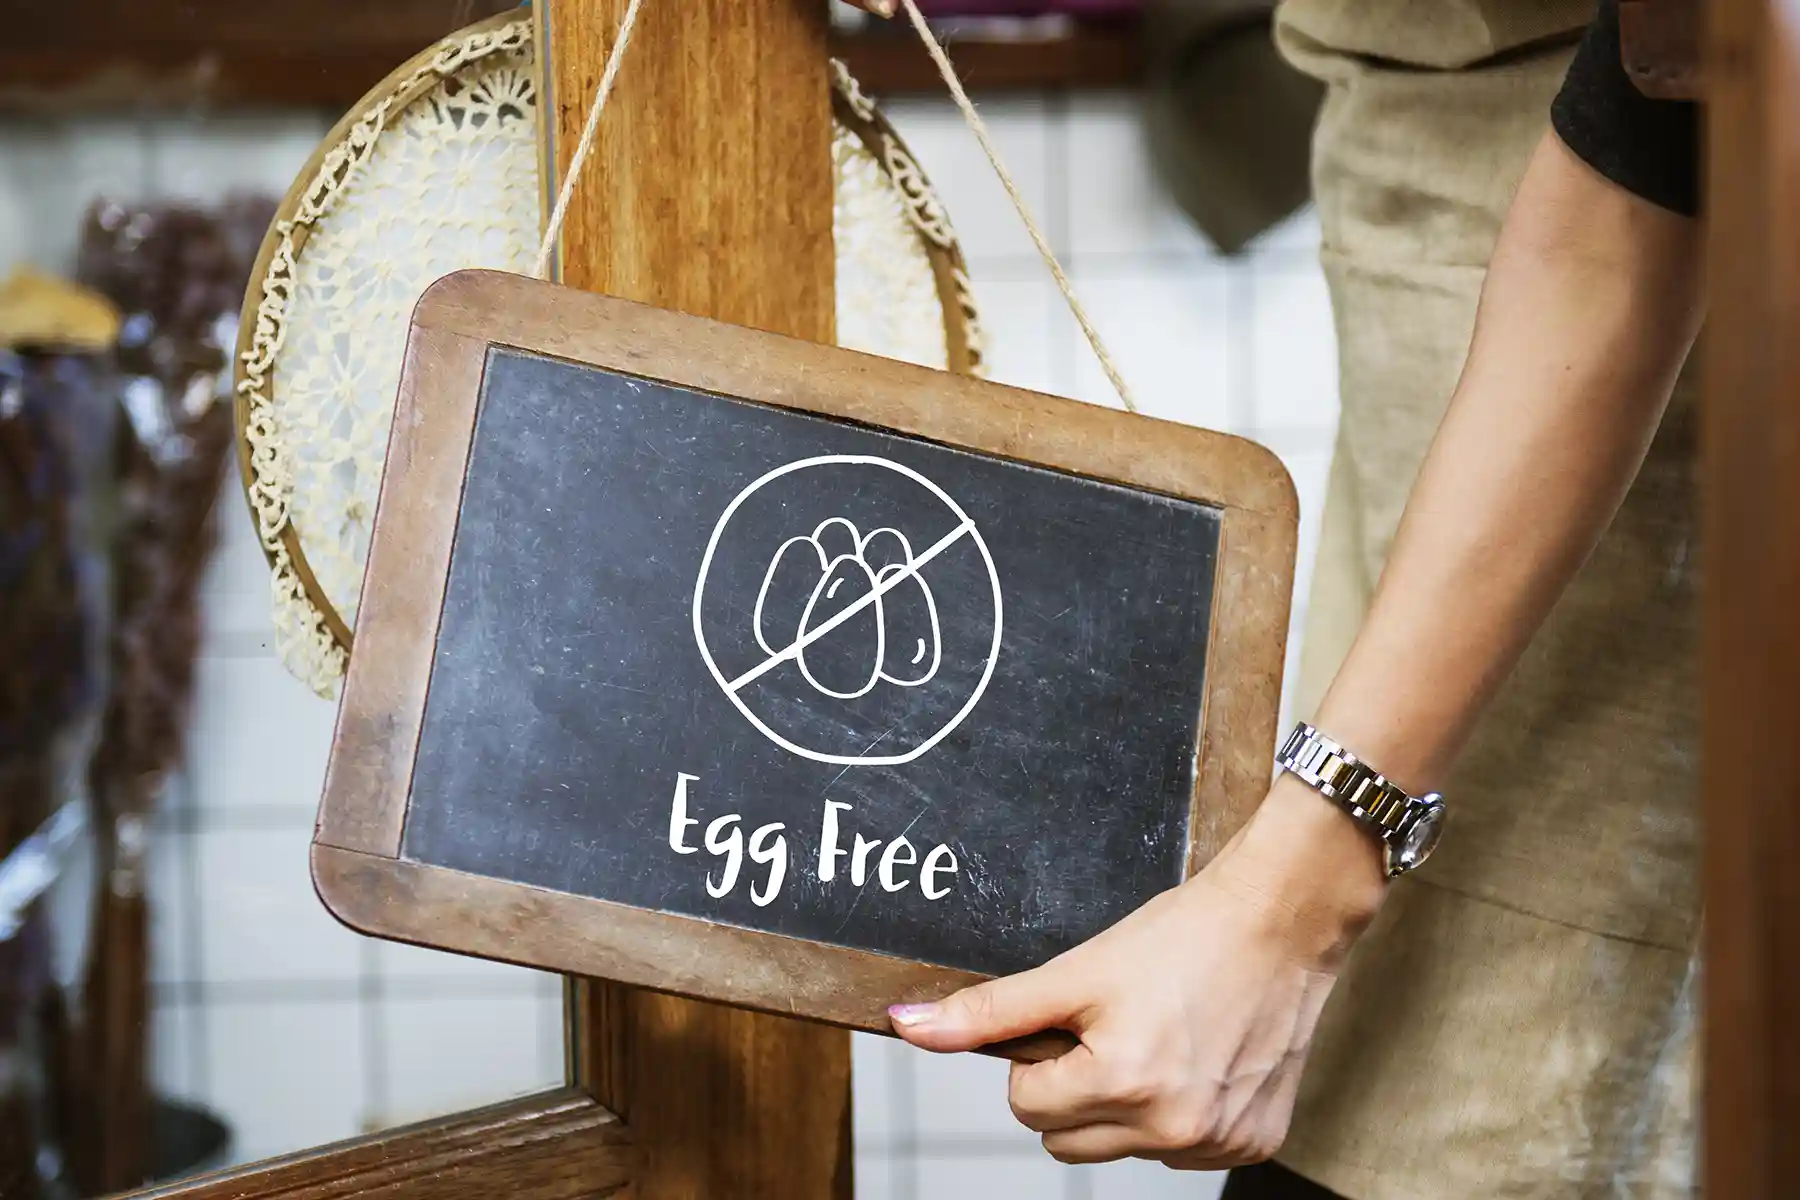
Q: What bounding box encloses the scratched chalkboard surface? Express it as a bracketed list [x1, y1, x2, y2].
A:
[400, 347, 1221, 976]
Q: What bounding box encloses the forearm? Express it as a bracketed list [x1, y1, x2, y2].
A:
[1228, 132, 1703, 926]
[1313, 133, 1702, 791]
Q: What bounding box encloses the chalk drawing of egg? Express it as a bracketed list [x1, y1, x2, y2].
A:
[797, 555, 884, 698]
[874, 562, 940, 687]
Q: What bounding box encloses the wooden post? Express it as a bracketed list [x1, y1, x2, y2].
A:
[1705, 0, 1800, 1194]
[536, 2, 854, 1198]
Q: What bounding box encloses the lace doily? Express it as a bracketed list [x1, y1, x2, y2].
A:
[234, 12, 983, 697]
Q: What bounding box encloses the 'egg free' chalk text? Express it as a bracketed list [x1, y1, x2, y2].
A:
[667, 772, 958, 907]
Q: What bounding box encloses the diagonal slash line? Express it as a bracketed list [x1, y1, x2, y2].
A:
[726, 519, 974, 693]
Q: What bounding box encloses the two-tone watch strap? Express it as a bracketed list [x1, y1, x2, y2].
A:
[1276, 723, 1422, 841]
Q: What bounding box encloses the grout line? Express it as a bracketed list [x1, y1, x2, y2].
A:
[1228, 259, 1258, 440]
[540, 981, 569, 1085]
[132, 113, 154, 207]
[159, 805, 323, 833]
[1044, 89, 1071, 261]
[1249, 423, 1341, 454]
[171, 767, 214, 1097]
[153, 979, 359, 1005]
[141, 112, 165, 202]
[1043, 90, 1079, 403]
[961, 245, 1316, 284]
[360, 937, 387, 1138]
[158, 1000, 198, 1101]
[892, 1041, 919, 1200]
[152, 974, 550, 1005]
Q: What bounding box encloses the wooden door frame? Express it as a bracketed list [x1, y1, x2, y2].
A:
[1704, 0, 1800, 1193]
[121, 1090, 633, 1200]
[532, 0, 856, 1196]
[125, 0, 854, 1197]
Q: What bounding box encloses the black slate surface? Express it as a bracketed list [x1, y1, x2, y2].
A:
[400, 347, 1222, 976]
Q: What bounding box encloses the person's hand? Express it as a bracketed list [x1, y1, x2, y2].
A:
[887, 776, 1389, 1169]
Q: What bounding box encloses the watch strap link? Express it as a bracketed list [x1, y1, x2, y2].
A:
[1275, 724, 1449, 881]
[1277, 723, 1418, 837]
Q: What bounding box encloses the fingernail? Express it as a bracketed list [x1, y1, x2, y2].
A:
[888, 1003, 936, 1027]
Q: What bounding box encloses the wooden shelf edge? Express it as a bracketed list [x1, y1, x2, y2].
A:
[0, 50, 439, 112]
[0, 26, 1142, 112]
[834, 24, 1144, 93]
[117, 1088, 634, 1200]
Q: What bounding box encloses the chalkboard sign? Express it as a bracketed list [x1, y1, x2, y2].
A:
[313, 270, 1296, 1038]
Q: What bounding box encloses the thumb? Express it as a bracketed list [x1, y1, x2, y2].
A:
[888, 965, 1084, 1053]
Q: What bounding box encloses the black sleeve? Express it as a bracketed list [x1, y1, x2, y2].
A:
[1549, 0, 1700, 217]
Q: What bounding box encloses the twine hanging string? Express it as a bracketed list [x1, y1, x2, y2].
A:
[532, 0, 1138, 414]
[893, 0, 1137, 413]
[531, 0, 650, 279]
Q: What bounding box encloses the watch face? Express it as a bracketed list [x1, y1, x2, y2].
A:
[1394, 802, 1446, 872]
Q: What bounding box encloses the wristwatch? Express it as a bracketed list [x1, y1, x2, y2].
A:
[1275, 723, 1447, 879]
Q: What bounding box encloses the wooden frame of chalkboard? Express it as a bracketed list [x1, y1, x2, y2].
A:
[310, 268, 1297, 1040]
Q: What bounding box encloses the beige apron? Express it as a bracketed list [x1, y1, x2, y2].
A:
[1268, 3, 1701, 1196]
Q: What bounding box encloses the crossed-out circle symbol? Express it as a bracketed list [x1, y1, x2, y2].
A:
[692, 455, 1003, 766]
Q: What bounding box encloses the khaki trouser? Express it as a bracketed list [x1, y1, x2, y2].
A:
[1269, 4, 1700, 1196]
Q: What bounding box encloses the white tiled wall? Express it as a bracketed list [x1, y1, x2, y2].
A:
[0, 83, 1338, 1198]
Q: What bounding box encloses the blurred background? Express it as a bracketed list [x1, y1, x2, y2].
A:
[0, 1, 1336, 1197]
